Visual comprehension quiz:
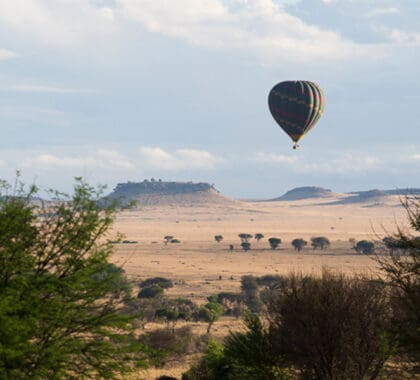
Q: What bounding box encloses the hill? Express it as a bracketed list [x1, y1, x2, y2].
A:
[104, 180, 239, 207]
[272, 186, 335, 201]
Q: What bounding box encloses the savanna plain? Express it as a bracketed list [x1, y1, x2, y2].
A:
[110, 195, 407, 379]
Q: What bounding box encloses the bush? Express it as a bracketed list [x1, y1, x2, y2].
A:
[268, 271, 394, 379]
[238, 233, 253, 243]
[138, 285, 164, 299]
[268, 237, 282, 250]
[241, 242, 251, 251]
[170, 239, 181, 243]
[142, 326, 196, 367]
[355, 240, 375, 254]
[254, 233, 264, 241]
[376, 196, 420, 369]
[311, 236, 330, 250]
[291, 238, 307, 251]
[140, 277, 174, 289]
[214, 235, 223, 243]
[241, 275, 263, 313]
[0, 177, 143, 379]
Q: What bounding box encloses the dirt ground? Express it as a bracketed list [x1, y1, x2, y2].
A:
[110, 196, 408, 379]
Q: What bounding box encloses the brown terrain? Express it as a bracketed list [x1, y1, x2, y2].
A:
[107, 181, 413, 379]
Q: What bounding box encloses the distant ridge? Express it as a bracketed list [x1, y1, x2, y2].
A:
[272, 186, 334, 201]
[104, 180, 238, 207]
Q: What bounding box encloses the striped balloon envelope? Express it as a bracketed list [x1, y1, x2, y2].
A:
[268, 81, 325, 149]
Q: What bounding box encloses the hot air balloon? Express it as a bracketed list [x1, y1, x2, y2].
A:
[268, 80, 325, 149]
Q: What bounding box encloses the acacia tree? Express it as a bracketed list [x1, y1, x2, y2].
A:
[354, 240, 375, 255]
[311, 236, 330, 250]
[268, 237, 282, 250]
[214, 235, 223, 243]
[238, 233, 253, 243]
[254, 233, 264, 242]
[291, 238, 307, 252]
[0, 177, 144, 379]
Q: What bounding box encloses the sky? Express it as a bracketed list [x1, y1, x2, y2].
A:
[0, 0, 419, 198]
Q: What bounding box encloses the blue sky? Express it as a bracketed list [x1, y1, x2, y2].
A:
[0, 0, 419, 198]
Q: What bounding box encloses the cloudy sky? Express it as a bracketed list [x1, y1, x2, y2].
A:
[0, 0, 419, 198]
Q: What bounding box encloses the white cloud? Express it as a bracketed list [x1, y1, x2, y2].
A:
[254, 152, 298, 164]
[379, 27, 420, 46]
[365, 7, 399, 18]
[21, 149, 134, 170]
[119, 0, 381, 62]
[0, 49, 16, 60]
[0, 0, 118, 47]
[296, 154, 379, 174]
[410, 154, 420, 160]
[139, 146, 223, 170]
[8, 84, 96, 94]
[254, 151, 380, 174]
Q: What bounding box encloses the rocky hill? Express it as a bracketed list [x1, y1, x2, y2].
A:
[104, 180, 238, 207]
[272, 186, 335, 201]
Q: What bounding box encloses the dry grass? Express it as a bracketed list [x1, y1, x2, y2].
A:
[110, 197, 406, 379]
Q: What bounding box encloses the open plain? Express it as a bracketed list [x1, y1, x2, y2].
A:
[110, 193, 408, 379]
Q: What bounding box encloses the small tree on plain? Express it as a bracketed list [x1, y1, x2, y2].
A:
[311, 236, 330, 250]
[214, 235, 223, 243]
[229, 244, 234, 252]
[268, 237, 282, 250]
[241, 242, 251, 251]
[254, 233, 264, 242]
[195, 301, 223, 333]
[291, 238, 307, 252]
[354, 240, 375, 255]
[238, 233, 253, 243]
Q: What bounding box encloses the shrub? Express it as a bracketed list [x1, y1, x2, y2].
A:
[214, 235, 223, 243]
[142, 326, 195, 367]
[140, 277, 174, 289]
[268, 271, 394, 379]
[311, 236, 330, 250]
[238, 233, 253, 243]
[291, 238, 307, 251]
[138, 285, 164, 299]
[376, 196, 420, 368]
[355, 240, 375, 254]
[268, 237, 282, 250]
[241, 242, 251, 251]
[254, 233, 264, 241]
[170, 239, 181, 243]
[241, 275, 263, 313]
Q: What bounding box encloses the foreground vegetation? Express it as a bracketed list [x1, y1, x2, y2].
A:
[0, 178, 418, 379]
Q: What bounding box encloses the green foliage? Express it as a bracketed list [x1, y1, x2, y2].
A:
[196, 302, 223, 333]
[376, 196, 420, 368]
[140, 277, 174, 289]
[214, 235, 223, 243]
[138, 285, 164, 299]
[0, 177, 145, 379]
[291, 238, 307, 251]
[240, 242, 251, 251]
[268, 271, 394, 379]
[268, 237, 282, 250]
[354, 240, 375, 254]
[183, 316, 287, 380]
[254, 233, 264, 241]
[142, 326, 198, 368]
[238, 233, 252, 243]
[310, 236, 330, 250]
[241, 275, 263, 314]
[183, 339, 231, 380]
[170, 239, 181, 244]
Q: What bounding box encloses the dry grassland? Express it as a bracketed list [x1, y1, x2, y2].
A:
[110, 196, 407, 379]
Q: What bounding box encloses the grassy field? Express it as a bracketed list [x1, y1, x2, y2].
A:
[110, 196, 407, 379]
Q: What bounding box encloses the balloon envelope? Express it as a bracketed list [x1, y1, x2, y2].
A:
[268, 80, 325, 145]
